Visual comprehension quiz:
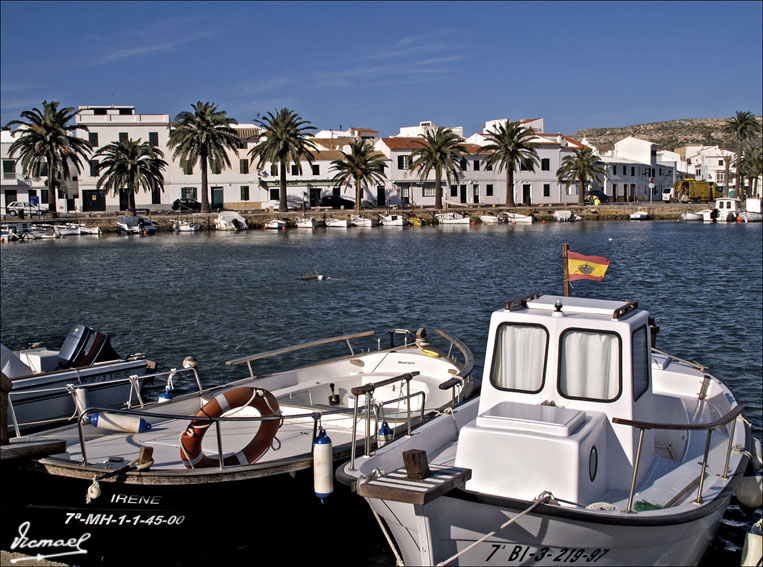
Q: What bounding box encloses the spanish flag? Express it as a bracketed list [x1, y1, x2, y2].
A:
[568, 250, 610, 281]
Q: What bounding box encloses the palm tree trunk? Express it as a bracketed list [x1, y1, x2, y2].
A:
[435, 170, 443, 209]
[200, 150, 210, 213]
[577, 177, 586, 206]
[506, 168, 515, 207]
[355, 175, 361, 214]
[278, 158, 288, 212]
[46, 154, 57, 217]
[737, 140, 744, 198]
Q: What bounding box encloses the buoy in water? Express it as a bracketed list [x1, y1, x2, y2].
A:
[91, 411, 151, 433]
[377, 421, 393, 448]
[313, 427, 333, 503]
[741, 519, 762, 567]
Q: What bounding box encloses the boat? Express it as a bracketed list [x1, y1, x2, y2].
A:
[3, 328, 475, 563]
[265, 219, 287, 230]
[79, 224, 102, 235]
[701, 197, 761, 223]
[325, 217, 349, 228]
[116, 215, 156, 235]
[553, 210, 582, 222]
[629, 211, 649, 221]
[296, 216, 318, 229]
[435, 212, 470, 225]
[408, 216, 423, 227]
[174, 220, 202, 232]
[340, 293, 752, 567]
[2, 324, 153, 434]
[351, 215, 377, 227]
[680, 211, 703, 221]
[53, 223, 82, 236]
[214, 211, 247, 231]
[503, 212, 534, 224]
[479, 214, 502, 224]
[172, 219, 202, 232]
[379, 214, 407, 226]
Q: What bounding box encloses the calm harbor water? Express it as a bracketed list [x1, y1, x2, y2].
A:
[1, 220, 761, 565]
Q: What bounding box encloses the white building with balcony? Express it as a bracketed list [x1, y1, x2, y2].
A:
[598, 137, 675, 202]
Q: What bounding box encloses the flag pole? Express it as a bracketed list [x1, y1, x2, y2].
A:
[562, 242, 570, 297]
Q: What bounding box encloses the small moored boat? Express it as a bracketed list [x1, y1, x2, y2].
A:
[479, 214, 502, 224]
[503, 212, 534, 224]
[436, 212, 470, 225]
[351, 215, 377, 227]
[214, 211, 247, 231]
[296, 216, 319, 229]
[325, 217, 349, 228]
[116, 215, 156, 235]
[553, 210, 582, 222]
[172, 219, 202, 232]
[3, 328, 475, 563]
[379, 214, 407, 226]
[340, 293, 751, 566]
[265, 219, 286, 230]
[629, 210, 649, 221]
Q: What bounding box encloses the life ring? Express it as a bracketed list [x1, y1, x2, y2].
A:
[180, 387, 281, 468]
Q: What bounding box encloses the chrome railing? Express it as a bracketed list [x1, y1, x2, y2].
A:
[613, 404, 746, 512]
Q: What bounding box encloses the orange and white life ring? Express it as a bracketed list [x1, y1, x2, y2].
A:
[180, 387, 281, 468]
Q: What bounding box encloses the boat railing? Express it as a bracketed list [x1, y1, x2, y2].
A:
[612, 403, 745, 512]
[6, 366, 202, 437]
[433, 328, 474, 385]
[72, 398, 398, 469]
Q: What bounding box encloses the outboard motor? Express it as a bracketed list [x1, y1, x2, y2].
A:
[58, 324, 92, 368]
[58, 324, 122, 369]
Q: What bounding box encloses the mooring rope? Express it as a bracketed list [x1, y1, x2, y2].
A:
[435, 491, 555, 566]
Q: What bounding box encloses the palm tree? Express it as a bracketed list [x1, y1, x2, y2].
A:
[724, 111, 762, 198]
[480, 121, 540, 207]
[330, 139, 387, 214]
[169, 101, 239, 213]
[556, 147, 607, 206]
[94, 138, 167, 211]
[248, 108, 317, 212]
[739, 143, 763, 197]
[5, 101, 92, 216]
[408, 126, 467, 209]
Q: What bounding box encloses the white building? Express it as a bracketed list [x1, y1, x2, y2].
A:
[598, 137, 675, 202]
[682, 144, 737, 194]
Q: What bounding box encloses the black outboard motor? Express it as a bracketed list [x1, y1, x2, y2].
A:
[58, 324, 122, 369]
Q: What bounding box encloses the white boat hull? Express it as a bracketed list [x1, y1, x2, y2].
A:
[325, 218, 349, 228]
[368, 491, 726, 566]
[504, 213, 533, 224]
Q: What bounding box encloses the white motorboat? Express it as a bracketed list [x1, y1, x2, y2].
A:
[214, 211, 247, 231]
[340, 293, 751, 567]
[479, 215, 502, 224]
[379, 214, 407, 226]
[53, 223, 82, 236]
[629, 211, 649, 221]
[503, 212, 534, 224]
[436, 212, 470, 225]
[296, 216, 318, 228]
[2, 324, 152, 434]
[680, 211, 703, 221]
[701, 197, 761, 223]
[172, 219, 202, 232]
[5, 328, 475, 564]
[116, 215, 156, 235]
[351, 215, 377, 227]
[325, 217, 349, 228]
[265, 219, 287, 230]
[553, 210, 582, 222]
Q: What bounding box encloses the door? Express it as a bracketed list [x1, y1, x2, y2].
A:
[119, 189, 129, 211]
[473, 184, 480, 204]
[211, 187, 224, 210]
[82, 190, 106, 212]
[309, 187, 321, 207]
[460, 185, 467, 204]
[523, 184, 531, 206]
[376, 186, 386, 208]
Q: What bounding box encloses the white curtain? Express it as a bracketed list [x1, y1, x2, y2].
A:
[560, 331, 620, 400]
[492, 324, 547, 391]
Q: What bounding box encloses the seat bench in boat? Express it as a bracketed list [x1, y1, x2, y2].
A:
[357, 464, 471, 505]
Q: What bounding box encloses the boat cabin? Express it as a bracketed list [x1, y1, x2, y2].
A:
[456, 294, 659, 504]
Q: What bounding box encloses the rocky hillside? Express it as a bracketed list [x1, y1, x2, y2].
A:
[572, 117, 762, 153]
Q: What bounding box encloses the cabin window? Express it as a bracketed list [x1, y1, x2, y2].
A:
[632, 326, 650, 400]
[559, 330, 621, 401]
[490, 323, 548, 393]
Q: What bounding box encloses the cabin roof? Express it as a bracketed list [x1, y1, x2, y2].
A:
[507, 294, 639, 320]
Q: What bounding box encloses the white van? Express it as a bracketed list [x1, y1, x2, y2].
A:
[661, 188, 673, 202]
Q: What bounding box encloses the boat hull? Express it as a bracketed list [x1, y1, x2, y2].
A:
[0, 462, 376, 566]
[366, 489, 730, 566]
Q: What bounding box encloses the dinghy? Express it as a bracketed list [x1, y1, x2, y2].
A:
[340, 293, 752, 566]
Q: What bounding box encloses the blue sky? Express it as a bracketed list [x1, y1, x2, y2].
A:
[1, 1, 761, 138]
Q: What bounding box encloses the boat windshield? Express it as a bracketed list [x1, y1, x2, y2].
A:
[491, 323, 548, 393]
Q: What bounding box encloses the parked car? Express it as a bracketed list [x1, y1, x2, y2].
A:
[585, 190, 610, 204]
[319, 195, 356, 209]
[172, 198, 201, 211]
[5, 201, 46, 217]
